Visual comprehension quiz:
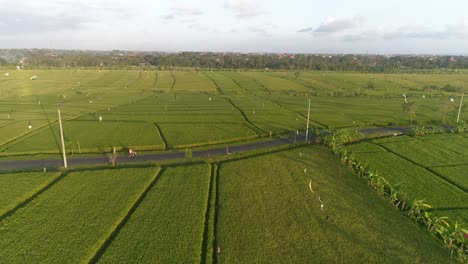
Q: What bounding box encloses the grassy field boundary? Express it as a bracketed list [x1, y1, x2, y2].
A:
[375, 142, 468, 193]
[153, 122, 168, 150]
[169, 70, 176, 91]
[88, 167, 163, 263]
[152, 71, 158, 89]
[0, 171, 68, 222]
[173, 134, 259, 150]
[200, 163, 216, 264]
[269, 98, 327, 128]
[0, 120, 58, 150]
[270, 72, 332, 95]
[226, 98, 265, 134]
[415, 135, 468, 159]
[0, 120, 16, 129]
[245, 75, 271, 95]
[229, 77, 255, 95]
[212, 163, 220, 264]
[203, 72, 224, 95]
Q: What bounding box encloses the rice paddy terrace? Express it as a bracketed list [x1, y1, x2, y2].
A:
[0, 68, 467, 262]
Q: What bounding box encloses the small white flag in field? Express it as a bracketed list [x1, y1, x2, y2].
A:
[304, 168, 307, 173]
[451, 98, 454, 102]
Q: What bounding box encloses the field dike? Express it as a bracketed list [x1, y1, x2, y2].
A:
[251, 77, 271, 95]
[0, 171, 68, 222]
[226, 98, 265, 135]
[169, 71, 176, 91]
[203, 72, 224, 95]
[87, 167, 163, 263]
[152, 71, 158, 89]
[269, 99, 327, 128]
[375, 142, 468, 193]
[200, 163, 218, 264]
[230, 77, 255, 95]
[270, 72, 322, 92]
[153, 122, 168, 150]
[0, 120, 58, 151]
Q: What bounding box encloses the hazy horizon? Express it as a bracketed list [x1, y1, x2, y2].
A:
[1, 0, 467, 54]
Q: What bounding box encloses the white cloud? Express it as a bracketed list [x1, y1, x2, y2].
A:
[314, 16, 364, 34]
[343, 23, 468, 42]
[161, 7, 203, 21]
[224, 0, 260, 18]
[171, 7, 203, 16]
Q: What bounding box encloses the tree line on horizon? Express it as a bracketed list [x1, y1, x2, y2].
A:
[1, 49, 468, 72]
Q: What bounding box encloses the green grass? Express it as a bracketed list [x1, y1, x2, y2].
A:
[345, 141, 388, 153]
[418, 133, 468, 156]
[1, 69, 468, 153]
[154, 71, 174, 91]
[216, 145, 450, 263]
[0, 171, 61, 216]
[351, 151, 468, 209]
[6, 120, 165, 154]
[345, 133, 468, 229]
[97, 164, 211, 263]
[0, 167, 158, 263]
[430, 164, 468, 191]
[172, 71, 217, 92]
[376, 136, 467, 167]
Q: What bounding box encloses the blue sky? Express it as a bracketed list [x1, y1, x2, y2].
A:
[0, 0, 467, 54]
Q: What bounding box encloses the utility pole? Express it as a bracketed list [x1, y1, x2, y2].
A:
[57, 108, 67, 168]
[456, 93, 464, 123]
[305, 98, 311, 142]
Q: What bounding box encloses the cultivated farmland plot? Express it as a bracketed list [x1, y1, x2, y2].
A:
[346, 133, 468, 224]
[0, 147, 454, 263]
[0, 68, 467, 262]
[215, 146, 450, 263]
[0, 167, 159, 263]
[0, 171, 61, 216]
[98, 164, 210, 263]
[1, 69, 468, 156]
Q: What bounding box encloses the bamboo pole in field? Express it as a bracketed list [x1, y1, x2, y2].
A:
[456, 93, 464, 123]
[57, 109, 68, 168]
[305, 98, 311, 142]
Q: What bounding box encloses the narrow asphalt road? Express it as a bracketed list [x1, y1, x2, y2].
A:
[0, 127, 407, 171]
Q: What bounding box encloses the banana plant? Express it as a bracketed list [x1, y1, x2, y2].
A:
[408, 199, 432, 222]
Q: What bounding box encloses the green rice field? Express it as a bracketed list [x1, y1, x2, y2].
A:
[1, 68, 467, 262]
[1, 69, 467, 155]
[0, 147, 453, 263]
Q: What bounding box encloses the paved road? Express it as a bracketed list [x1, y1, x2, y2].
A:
[0, 127, 407, 171]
